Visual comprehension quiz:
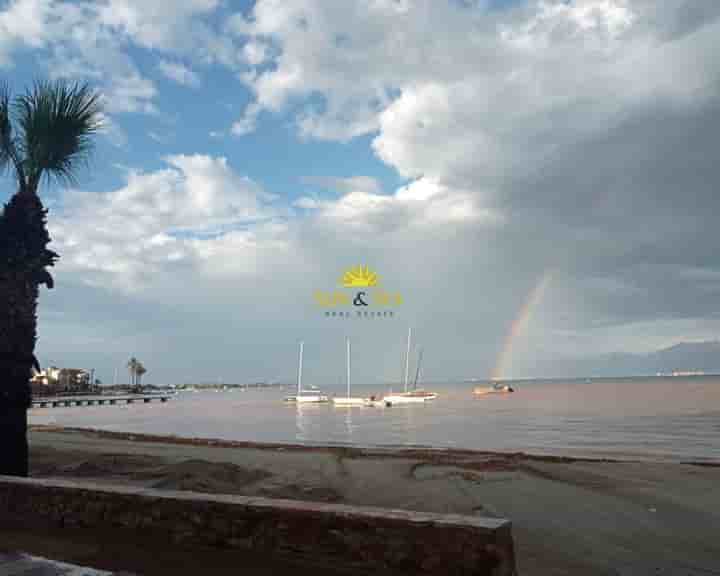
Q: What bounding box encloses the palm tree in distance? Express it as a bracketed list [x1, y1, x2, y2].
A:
[136, 362, 147, 388]
[126, 357, 148, 392]
[127, 357, 139, 390]
[0, 80, 103, 476]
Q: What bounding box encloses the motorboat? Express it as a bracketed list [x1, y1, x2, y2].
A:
[473, 382, 515, 395]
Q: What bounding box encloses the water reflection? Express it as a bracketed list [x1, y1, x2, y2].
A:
[402, 404, 416, 446]
[344, 407, 355, 442]
[294, 402, 326, 442]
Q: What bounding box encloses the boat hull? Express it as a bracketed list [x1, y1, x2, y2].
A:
[364, 399, 390, 407]
[285, 395, 330, 403]
[473, 386, 514, 395]
[332, 397, 367, 406]
[407, 391, 438, 400]
[384, 392, 437, 405]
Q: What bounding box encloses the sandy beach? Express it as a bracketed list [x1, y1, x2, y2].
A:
[18, 426, 720, 575]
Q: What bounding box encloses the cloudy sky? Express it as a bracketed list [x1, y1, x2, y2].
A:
[1, 0, 719, 385]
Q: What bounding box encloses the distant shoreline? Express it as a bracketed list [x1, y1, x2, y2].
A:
[63, 372, 720, 393]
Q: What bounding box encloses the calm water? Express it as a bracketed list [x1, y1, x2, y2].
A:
[29, 377, 720, 463]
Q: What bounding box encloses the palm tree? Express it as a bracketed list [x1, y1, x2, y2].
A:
[135, 362, 147, 388]
[127, 357, 139, 389]
[0, 80, 103, 477]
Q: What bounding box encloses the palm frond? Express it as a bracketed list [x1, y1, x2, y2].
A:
[0, 81, 24, 183]
[0, 82, 10, 173]
[15, 80, 104, 190]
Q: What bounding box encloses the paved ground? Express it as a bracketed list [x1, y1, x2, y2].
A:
[0, 552, 134, 575]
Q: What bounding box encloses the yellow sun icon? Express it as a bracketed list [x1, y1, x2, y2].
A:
[341, 266, 379, 288]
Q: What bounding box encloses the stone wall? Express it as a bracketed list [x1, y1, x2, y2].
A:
[0, 476, 516, 575]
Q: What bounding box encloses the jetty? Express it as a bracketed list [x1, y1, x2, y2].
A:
[30, 394, 172, 409]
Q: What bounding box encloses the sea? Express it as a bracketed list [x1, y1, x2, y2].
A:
[28, 376, 720, 463]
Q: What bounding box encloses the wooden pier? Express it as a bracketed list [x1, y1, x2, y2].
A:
[30, 394, 173, 409]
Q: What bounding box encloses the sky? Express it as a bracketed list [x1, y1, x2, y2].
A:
[1, 0, 719, 385]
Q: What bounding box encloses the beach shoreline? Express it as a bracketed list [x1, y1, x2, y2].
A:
[21, 426, 720, 575]
[30, 424, 636, 463]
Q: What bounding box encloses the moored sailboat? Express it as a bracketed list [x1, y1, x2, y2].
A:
[284, 341, 330, 403]
[384, 328, 438, 405]
[333, 338, 367, 406]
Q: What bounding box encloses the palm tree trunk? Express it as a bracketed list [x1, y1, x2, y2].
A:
[0, 268, 37, 478]
[0, 191, 55, 477]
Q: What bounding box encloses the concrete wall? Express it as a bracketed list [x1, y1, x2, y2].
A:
[0, 476, 516, 575]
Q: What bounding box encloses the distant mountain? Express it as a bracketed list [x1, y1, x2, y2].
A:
[653, 341, 720, 373]
[534, 340, 720, 378]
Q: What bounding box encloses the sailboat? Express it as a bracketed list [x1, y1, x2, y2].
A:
[332, 338, 367, 406]
[384, 328, 438, 405]
[284, 341, 330, 403]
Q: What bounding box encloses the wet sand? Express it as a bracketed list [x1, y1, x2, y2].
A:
[20, 427, 720, 575]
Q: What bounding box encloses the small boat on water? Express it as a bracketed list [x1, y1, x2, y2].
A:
[384, 391, 437, 404]
[385, 331, 437, 405]
[284, 341, 330, 403]
[364, 395, 389, 407]
[333, 338, 370, 407]
[473, 382, 515, 395]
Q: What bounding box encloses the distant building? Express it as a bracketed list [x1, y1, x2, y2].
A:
[30, 366, 93, 396]
[30, 366, 61, 386]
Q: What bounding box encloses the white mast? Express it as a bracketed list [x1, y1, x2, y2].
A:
[297, 341, 304, 396]
[404, 327, 411, 393]
[346, 338, 351, 398]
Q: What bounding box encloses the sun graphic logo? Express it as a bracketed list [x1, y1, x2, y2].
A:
[315, 265, 401, 316]
[341, 265, 379, 288]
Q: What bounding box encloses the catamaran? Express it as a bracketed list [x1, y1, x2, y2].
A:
[384, 328, 438, 405]
[284, 341, 330, 403]
[333, 338, 367, 406]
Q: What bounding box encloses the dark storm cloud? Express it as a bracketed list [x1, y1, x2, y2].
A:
[498, 93, 720, 329]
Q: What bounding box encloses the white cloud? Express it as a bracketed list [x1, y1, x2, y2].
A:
[298, 176, 501, 234]
[157, 59, 201, 87]
[97, 0, 221, 53]
[230, 0, 718, 173]
[242, 40, 269, 66]
[500, 0, 636, 50]
[0, 0, 233, 114]
[102, 72, 158, 114]
[49, 155, 278, 292]
[231, 102, 261, 136]
[303, 176, 382, 195]
[0, 0, 59, 54]
[227, 0, 495, 139]
[96, 112, 128, 148]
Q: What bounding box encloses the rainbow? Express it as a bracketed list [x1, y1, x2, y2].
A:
[491, 269, 553, 380]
